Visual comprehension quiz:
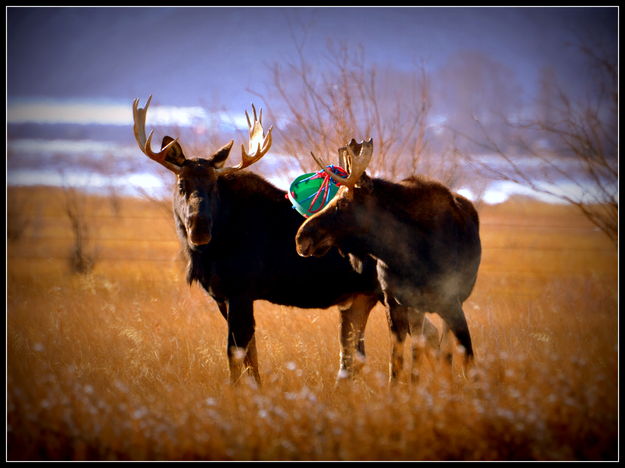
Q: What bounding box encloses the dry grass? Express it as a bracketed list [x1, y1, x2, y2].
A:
[7, 187, 618, 461]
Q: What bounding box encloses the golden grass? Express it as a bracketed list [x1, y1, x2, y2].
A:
[7, 186, 618, 460]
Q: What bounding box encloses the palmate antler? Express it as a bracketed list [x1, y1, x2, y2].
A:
[133, 97, 273, 174]
[311, 138, 374, 188]
[223, 104, 273, 172]
[132, 96, 182, 173]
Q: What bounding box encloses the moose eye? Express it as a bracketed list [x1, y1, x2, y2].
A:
[336, 197, 349, 210]
[178, 181, 186, 194]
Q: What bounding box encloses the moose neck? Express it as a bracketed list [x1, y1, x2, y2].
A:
[211, 170, 296, 243]
[217, 170, 289, 213]
[347, 178, 427, 274]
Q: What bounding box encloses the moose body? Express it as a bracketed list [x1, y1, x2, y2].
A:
[178, 166, 383, 383]
[336, 175, 481, 312]
[133, 97, 395, 385]
[181, 170, 377, 308]
[296, 140, 481, 380]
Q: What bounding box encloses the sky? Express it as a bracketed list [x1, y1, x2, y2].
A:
[6, 6, 618, 204]
[7, 6, 617, 110]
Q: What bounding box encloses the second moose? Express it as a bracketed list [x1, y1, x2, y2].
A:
[295, 139, 482, 381]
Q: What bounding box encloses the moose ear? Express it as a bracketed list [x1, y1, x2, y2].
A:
[210, 140, 234, 169]
[355, 172, 373, 192]
[161, 136, 186, 167]
[348, 253, 365, 274]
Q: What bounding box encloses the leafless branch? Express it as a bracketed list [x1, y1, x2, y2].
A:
[452, 43, 617, 244]
[250, 39, 460, 186]
[60, 175, 98, 274]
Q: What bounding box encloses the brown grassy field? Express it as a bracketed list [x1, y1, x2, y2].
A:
[7, 185, 618, 461]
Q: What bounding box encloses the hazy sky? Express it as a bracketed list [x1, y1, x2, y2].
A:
[7, 6, 617, 110]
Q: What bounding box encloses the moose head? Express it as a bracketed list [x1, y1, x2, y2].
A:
[295, 138, 374, 258]
[132, 96, 272, 248]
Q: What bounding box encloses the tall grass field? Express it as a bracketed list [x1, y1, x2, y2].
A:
[7, 186, 618, 461]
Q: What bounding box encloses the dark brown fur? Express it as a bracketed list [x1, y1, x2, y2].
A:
[163, 139, 384, 385]
[296, 172, 481, 379]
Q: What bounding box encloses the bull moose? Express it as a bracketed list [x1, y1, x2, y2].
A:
[132, 97, 438, 385]
[295, 139, 481, 381]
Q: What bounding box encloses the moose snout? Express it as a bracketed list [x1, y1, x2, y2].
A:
[295, 224, 316, 257]
[295, 225, 333, 258]
[187, 216, 212, 246]
[295, 234, 313, 257]
[189, 231, 211, 246]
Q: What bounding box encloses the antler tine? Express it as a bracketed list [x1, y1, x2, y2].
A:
[311, 151, 355, 187]
[311, 138, 373, 188]
[132, 96, 150, 149]
[229, 105, 273, 171]
[344, 138, 373, 184]
[132, 96, 181, 173]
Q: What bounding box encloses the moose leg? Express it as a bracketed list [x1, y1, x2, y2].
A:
[226, 297, 261, 386]
[439, 301, 474, 377]
[217, 301, 228, 320]
[245, 335, 261, 384]
[439, 321, 454, 365]
[423, 315, 440, 350]
[386, 299, 410, 383]
[407, 309, 440, 384]
[337, 294, 377, 382]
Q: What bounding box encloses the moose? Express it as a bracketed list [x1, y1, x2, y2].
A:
[132, 96, 437, 385]
[295, 139, 482, 381]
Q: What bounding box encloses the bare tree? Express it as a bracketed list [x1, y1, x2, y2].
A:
[455, 43, 617, 244]
[251, 36, 462, 185]
[60, 175, 97, 274]
[106, 183, 123, 217]
[7, 188, 33, 242]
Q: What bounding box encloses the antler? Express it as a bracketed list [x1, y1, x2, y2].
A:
[132, 96, 181, 173]
[311, 138, 374, 188]
[222, 104, 273, 172]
